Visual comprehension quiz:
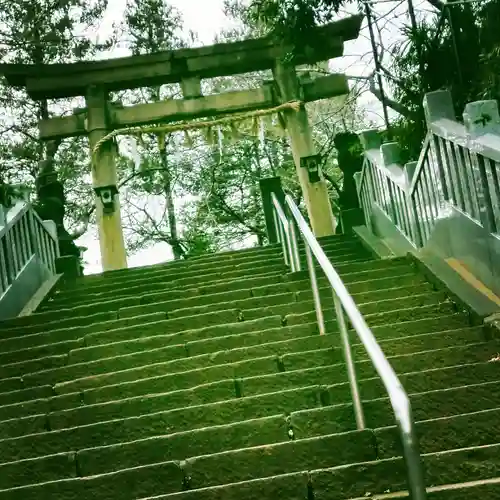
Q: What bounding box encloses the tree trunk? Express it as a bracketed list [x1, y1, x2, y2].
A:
[159, 147, 183, 260]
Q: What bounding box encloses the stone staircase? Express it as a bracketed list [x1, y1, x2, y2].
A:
[0, 234, 499, 499]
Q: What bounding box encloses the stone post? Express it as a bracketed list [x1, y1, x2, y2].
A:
[259, 177, 286, 244]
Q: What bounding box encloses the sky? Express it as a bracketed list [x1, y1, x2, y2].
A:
[78, 0, 421, 274]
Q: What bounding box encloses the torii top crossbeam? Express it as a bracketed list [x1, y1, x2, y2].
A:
[0, 15, 362, 100]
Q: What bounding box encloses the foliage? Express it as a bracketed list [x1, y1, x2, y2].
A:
[387, 0, 500, 163]
[225, 0, 348, 43]
[0, 0, 110, 241]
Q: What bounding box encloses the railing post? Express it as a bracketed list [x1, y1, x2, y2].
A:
[424, 90, 456, 203]
[463, 99, 500, 234]
[305, 243, 326, 335]
[405, 161, 424, 247]
[333, 292, 365, 430]
[260, 177, 286, 244]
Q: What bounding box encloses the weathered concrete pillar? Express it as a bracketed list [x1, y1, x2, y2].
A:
[85, 86, 128, 272]
[273, 62, 336, 237]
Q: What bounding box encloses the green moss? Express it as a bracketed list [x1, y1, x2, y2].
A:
[188, 431, 377, 489]
[50, 380, 236, 430]
[77, 415, 288, 476]
[376, 407, 500, 459]
[151, 472, 310, 500]
[0, 461, 185, 500]
[0, 452, 77, 490]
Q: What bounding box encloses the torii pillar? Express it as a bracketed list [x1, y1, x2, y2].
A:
[274, 62, 336, 236]
[86, 86, 128, 271]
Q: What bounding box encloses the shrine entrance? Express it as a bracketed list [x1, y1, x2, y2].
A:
[0, 15, 362, 271]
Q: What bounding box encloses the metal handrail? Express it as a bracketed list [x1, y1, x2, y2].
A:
[271, 192, 427, 500]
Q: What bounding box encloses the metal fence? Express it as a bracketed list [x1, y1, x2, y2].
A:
[0, 202, 59, 297]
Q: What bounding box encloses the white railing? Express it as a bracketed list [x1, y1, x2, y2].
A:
[0, 201, 59, 297]
[270, 191, 427, 500]
[357, 90, 500, 248]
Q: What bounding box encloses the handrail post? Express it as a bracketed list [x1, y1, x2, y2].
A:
[305, 243, 325, 335]
[288, 218, 301, 272]
[333, 292, 365, 430]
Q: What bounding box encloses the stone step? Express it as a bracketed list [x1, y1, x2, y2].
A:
[47, 322, 481, 400]
[53, 234, 356, 291]
[144, 409, 500, 495]
[135, 446, 500, 500]
[42, 258, 409, 312]
[67, 312, 469, 369]
[0, 341, 496, 466]
[0, 292, 449, 392]
[4, 243, 375, 334]
[1, 429, 376, 493]
[0, 314, 466, 421]
[0, 303, 460, 406]
[0, 431, 374, 500]
[18, 356, 499, 451]
[53, 239, 368, 298]
[0, 287, 446, 385]
[43, 362, 500, 443]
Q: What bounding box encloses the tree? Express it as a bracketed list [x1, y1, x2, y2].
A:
[120, 0, 190, 260]
[0, 0, 110, 247]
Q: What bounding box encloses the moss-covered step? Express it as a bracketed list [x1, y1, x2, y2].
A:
[46, 363, 500, 446]
[137, 444, 500, 500]
[376, 406, 500, 459]
[1, 308, 264, 366]
[0, 414, 290, 476]
[66, 312, 469, 369]
[46, 353, 500, 428]
[287, 301, 456, 333]
[70, 320, 319, 365]
[0, 412, 49, 440]
[0, 460, 186, 500]
[257, 265, 418, 298]
[38, 268, 288, 311]
[49, 378, 239, 427]
[328, 360, 500, 409]
[0, 339, 82, 371]
[289, 378, 500, 440]
[182, 430, 375, 491]
[76, 415, 291, 476]
[48, 342, 496, 414]
[242, 352, 500, 403]
[309, 444, 500, 500]
[51, 256, 411, 313]
[140, 472, 311, 500]
[55, 235, 359, 293]
[0, 396, 51, 422]
[50, 326, 485, 397]
[0, 451, 77, 491]
[46, 328, 486, 432]
[53, 260, 289, 306]
[0, 384, 53, 407]
[55, 241, 366, 299]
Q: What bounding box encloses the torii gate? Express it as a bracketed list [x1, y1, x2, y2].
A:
[0, 15, 362, 272]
